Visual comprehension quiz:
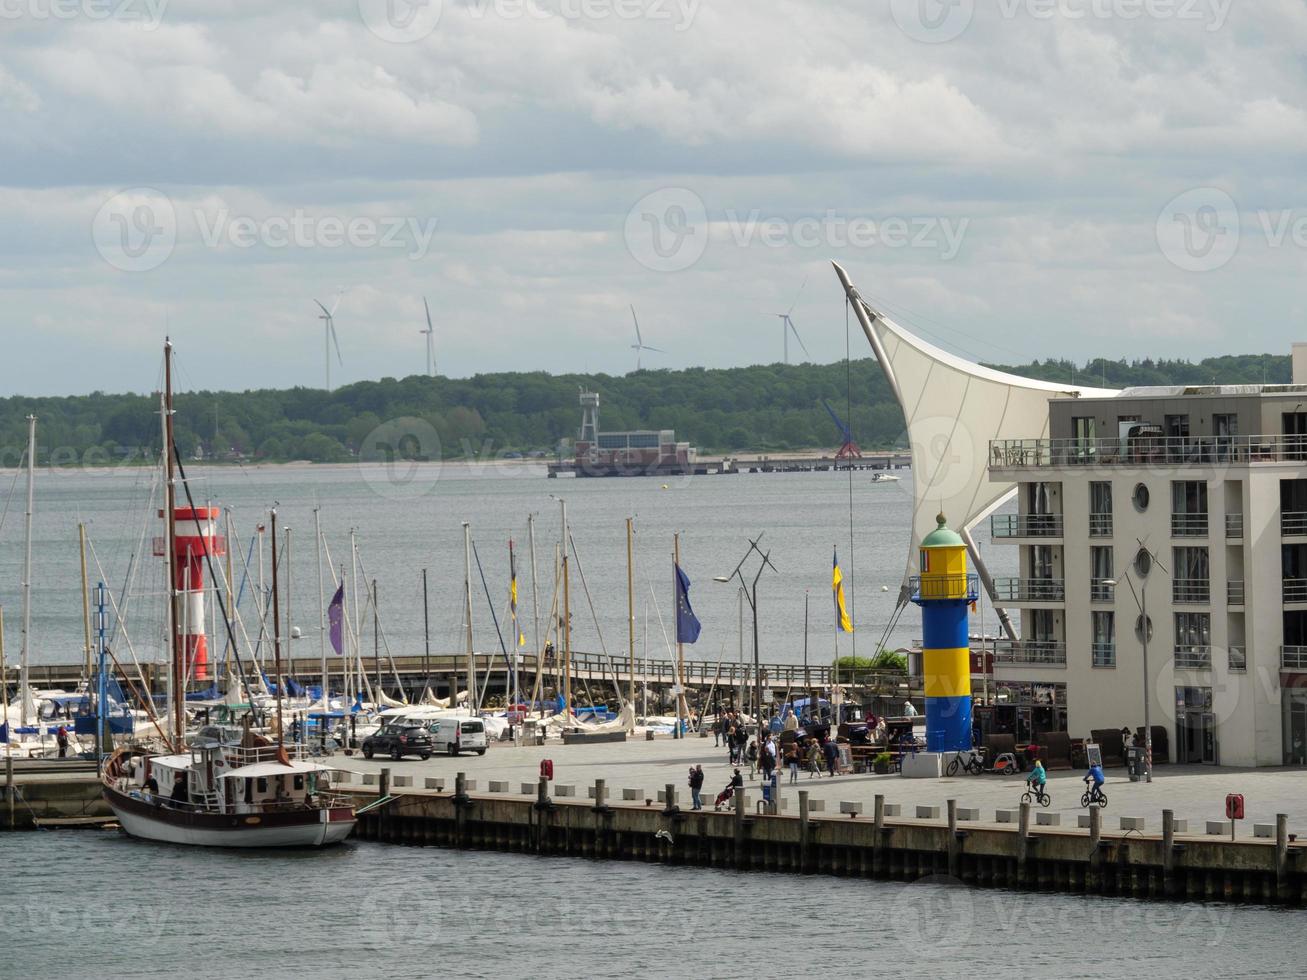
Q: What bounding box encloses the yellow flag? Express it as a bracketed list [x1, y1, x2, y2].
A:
[833, 549, 853, 633]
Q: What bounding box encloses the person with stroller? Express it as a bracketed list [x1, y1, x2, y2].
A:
[714, 768, 745, 810]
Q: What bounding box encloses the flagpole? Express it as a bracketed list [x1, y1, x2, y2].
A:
[315, 507, 327, 716]
[626, 517, 636, 733]
[509, 538, 519, 735]
[463, 522, 476, 713]
[559, 498, 570, 718]
[673, 532, 686, 735]
[527, 513, 540, 719]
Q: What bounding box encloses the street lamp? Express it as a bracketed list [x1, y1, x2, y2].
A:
[1105, 547, 1166, 783]
[714, 534, 776, 736]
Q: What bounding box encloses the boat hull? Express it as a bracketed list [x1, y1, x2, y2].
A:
[103, 784, 356, 848]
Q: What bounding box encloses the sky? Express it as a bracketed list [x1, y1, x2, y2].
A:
[2, 0, 1305, 396]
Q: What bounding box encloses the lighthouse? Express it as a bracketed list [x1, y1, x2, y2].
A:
[911, 513, 979, 753]
[154, 506, 226, 682]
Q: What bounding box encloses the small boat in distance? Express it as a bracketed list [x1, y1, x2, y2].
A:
[870, 472, 901, 483]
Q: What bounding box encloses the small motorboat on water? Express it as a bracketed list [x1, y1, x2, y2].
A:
[870, 472, 900, 483]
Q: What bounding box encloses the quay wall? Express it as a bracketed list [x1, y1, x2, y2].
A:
[350, 778, 1306, 907]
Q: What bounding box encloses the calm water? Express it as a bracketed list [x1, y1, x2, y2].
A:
[1, 831, 1296, 980]
[0, 462, 1018, 672]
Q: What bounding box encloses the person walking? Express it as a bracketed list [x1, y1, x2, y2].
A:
[785, 741, 800, 784]
[806, 738, 823, 778]
[823, 739, 839, 777]
[689, 765, 705, 811]
[56, 726, 69, 759]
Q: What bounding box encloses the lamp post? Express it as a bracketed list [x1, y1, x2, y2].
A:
[1105, 567, 1156, 783]
[715, 534, 776, 738]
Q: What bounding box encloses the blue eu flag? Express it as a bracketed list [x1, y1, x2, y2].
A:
[675, 563, 701, 644]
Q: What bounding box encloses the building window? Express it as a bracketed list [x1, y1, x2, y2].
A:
[1133, 483, 1150, 512]
[1092, 611, 1115, 667]
[1091, 546, 1113, 601]
[1213, 414, 1238, 437]
[1174, 612, 1211, 669]
[1171, 480, 1208, 537]
[1165, 414, 1190, 439]
[1172, 547, 1210, 603]
[1089, 481, 1112, 536]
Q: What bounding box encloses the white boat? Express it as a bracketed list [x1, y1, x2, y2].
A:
[870, 471, 901, 483]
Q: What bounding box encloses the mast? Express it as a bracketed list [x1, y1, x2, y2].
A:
[421, 568, 431, 698]
[509, 539, 519, 719]
[559, 498, 570, 717]
[673, 532, 685, 734]
[315, 507, 327, 715]
[372, 579, 381, 700]
[19, 414, 35, 726]
[270, 509, 285, 745]
[462, 523, 476, 712]
[0, 609, 8, 742]
[527, 514, 540, 715]
[162, 343, 184, 750]
[625, 517, 635, 732]
[79, 523, 92, 682]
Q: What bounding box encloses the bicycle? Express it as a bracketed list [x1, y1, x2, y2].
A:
[945, 748, 986, 777]
[1080, 778, 1108, 808]
[1022, 784, 1052, 808]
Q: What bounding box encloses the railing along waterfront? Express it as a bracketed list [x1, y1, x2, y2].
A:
[1174, 645, 1212, 671]
[990, 514, 1063, 539]
[994, 641, 1066, 667]
[992, 577, 1065, 603]
[990, 434, 1307, 468]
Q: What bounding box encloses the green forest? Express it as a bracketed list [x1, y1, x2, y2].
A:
[0, 353, 1292, 466]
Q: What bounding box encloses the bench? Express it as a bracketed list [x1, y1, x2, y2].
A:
[882, 803, 902, 818]
[393, 775, 413, 788]
[1119, 816, 1145, 831]
[915, 805, 941, 819]
[1035, 812, 1060, 827]
[1206, 820, 1232, 836]
[840, 801, 863, 817]
[554, 784, 576, 797]
[1254, 824, 1276, 839]
[520, 782, 537, 795]
[956, 807, 980, 822]
[488, 780, 509, 793]
[995, 809, 1019, 824]
[621, 788, 644, 802]
[424, 777, 445, 791]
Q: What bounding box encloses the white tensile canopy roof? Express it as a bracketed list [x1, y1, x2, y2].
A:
[831, 262, 1118, 604]
[220, 760, 347, 780]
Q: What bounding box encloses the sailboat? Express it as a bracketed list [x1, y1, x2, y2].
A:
[102, 340, 356, 848]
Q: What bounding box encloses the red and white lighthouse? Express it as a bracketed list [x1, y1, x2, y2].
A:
[154, 506, 226, 682]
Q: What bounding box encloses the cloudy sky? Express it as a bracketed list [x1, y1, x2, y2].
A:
[1, 0, 1302, 395]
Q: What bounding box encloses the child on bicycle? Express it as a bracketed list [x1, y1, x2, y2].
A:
[1026, 759, 1046, 794]
[1084, 762, 1106, 802]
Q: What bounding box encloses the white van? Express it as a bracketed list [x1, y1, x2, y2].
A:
[427, 717, 488, 756]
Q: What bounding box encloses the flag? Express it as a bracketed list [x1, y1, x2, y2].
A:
[833, 548, 853, 633]
[510, 542, 525, 647]
[675, 563, 701, 644]
[328, 583, 345, 655]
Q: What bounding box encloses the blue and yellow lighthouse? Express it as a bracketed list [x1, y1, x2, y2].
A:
[911, 513, 979, 753]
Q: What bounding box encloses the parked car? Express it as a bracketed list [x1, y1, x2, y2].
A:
[362, 724, 433, 760]
[426, 717, 488, 756]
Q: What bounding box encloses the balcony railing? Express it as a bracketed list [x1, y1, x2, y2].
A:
[1171, 513, 1209, 537]
[1227, 580, 1245, 606]
[908, 575, 980, 603]
[995, 641, 1067, 667]
[1089, 513, 1113, 537]
[1225, 513, 1243, 539]
[1284, 513, 1307, 536]
[992, 577, 1065, 603]
[1090, 579, 1115, 602]
[1172, 579, 1210, 604]
[1285, 579, 1307, 603]
[1283, 646, 1307, 671]
[1174, 645, 1212, 670]
[990, 434, 1307, 468]
[1092, 642, 1116, 668]
[1228, 646, 1247, 672]
[990, 514, 1063, 539]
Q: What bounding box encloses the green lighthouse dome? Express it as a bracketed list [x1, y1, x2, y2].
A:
[921, 512, 964, 549]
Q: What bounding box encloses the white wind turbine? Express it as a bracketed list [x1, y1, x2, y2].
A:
[775, 277, 811, 364]
[314, 290, 344, 392]
[420, 296, 436, 377]
[629, 305, 664, 371]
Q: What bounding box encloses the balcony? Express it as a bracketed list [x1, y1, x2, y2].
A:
[1172, 579, 1210, 604]
[1225, 513, 1243, 539]
[1090, 579, 1115, 603]
[989, 434, 1304, 468]
[908, 574, 980, 603]
[1227, 580, 1245, 606]
[1228, 646, 1247, 672]
[1283, 646, 1307, 671]
[1089, 513, 1113, 537]
[990, 514, 1063, 539]
[1171, 513, 1209, 538]
[1285, 579, 1307, 604]
[1092, 642, 1116, 668]
[1284, 513, 1307, 536]
[1174, 645, 1212, 670]
[992, 577, 1065, 603]
[995, 641, 1067, 667]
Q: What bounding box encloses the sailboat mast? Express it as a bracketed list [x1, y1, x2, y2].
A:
[270, 509, 285, 745]
[315, 508, 327, 715]
[462, 522, 475, 712]
[527, 513, 540, 713]
[673, 532, 684, 734]
[559, 498, 570, 716]
[79, 524, 92, 681]
[626, 517, 635, 732]
[162, 342, 184, 750]
[19, 414, 35, 727]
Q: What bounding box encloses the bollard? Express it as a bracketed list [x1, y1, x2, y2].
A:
[379, 767, 391, 799]
[593, 779, 606, 810]
[1089, 806, 1102, 849]
[5, 755, 13, 829]
[1163, 810, 1175, 874]
[1017, 800, 1031, 875]
[947, 799, 959, 878]
[874, 794, 885, 834]
[537, 775, 549, 808]
[1277, 814, 1289, 898]
[455, 772, 466, 800]
[664, 783, 677, 814]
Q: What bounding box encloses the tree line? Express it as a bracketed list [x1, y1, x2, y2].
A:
[0, 353, 1290, 465]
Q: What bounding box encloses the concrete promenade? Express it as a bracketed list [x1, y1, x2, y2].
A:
[337, 734, 1307, 838]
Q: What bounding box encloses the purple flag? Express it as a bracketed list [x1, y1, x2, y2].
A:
[328, 583, 345, 655]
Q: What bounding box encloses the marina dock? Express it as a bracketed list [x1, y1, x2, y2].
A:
[547, 452, 911, 477]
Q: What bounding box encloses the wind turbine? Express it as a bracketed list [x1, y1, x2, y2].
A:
[314, 290, 343, 392]
[420, 296, 436, 377]
[775, 277, 811, 364]
[629, 305, 664, 371]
